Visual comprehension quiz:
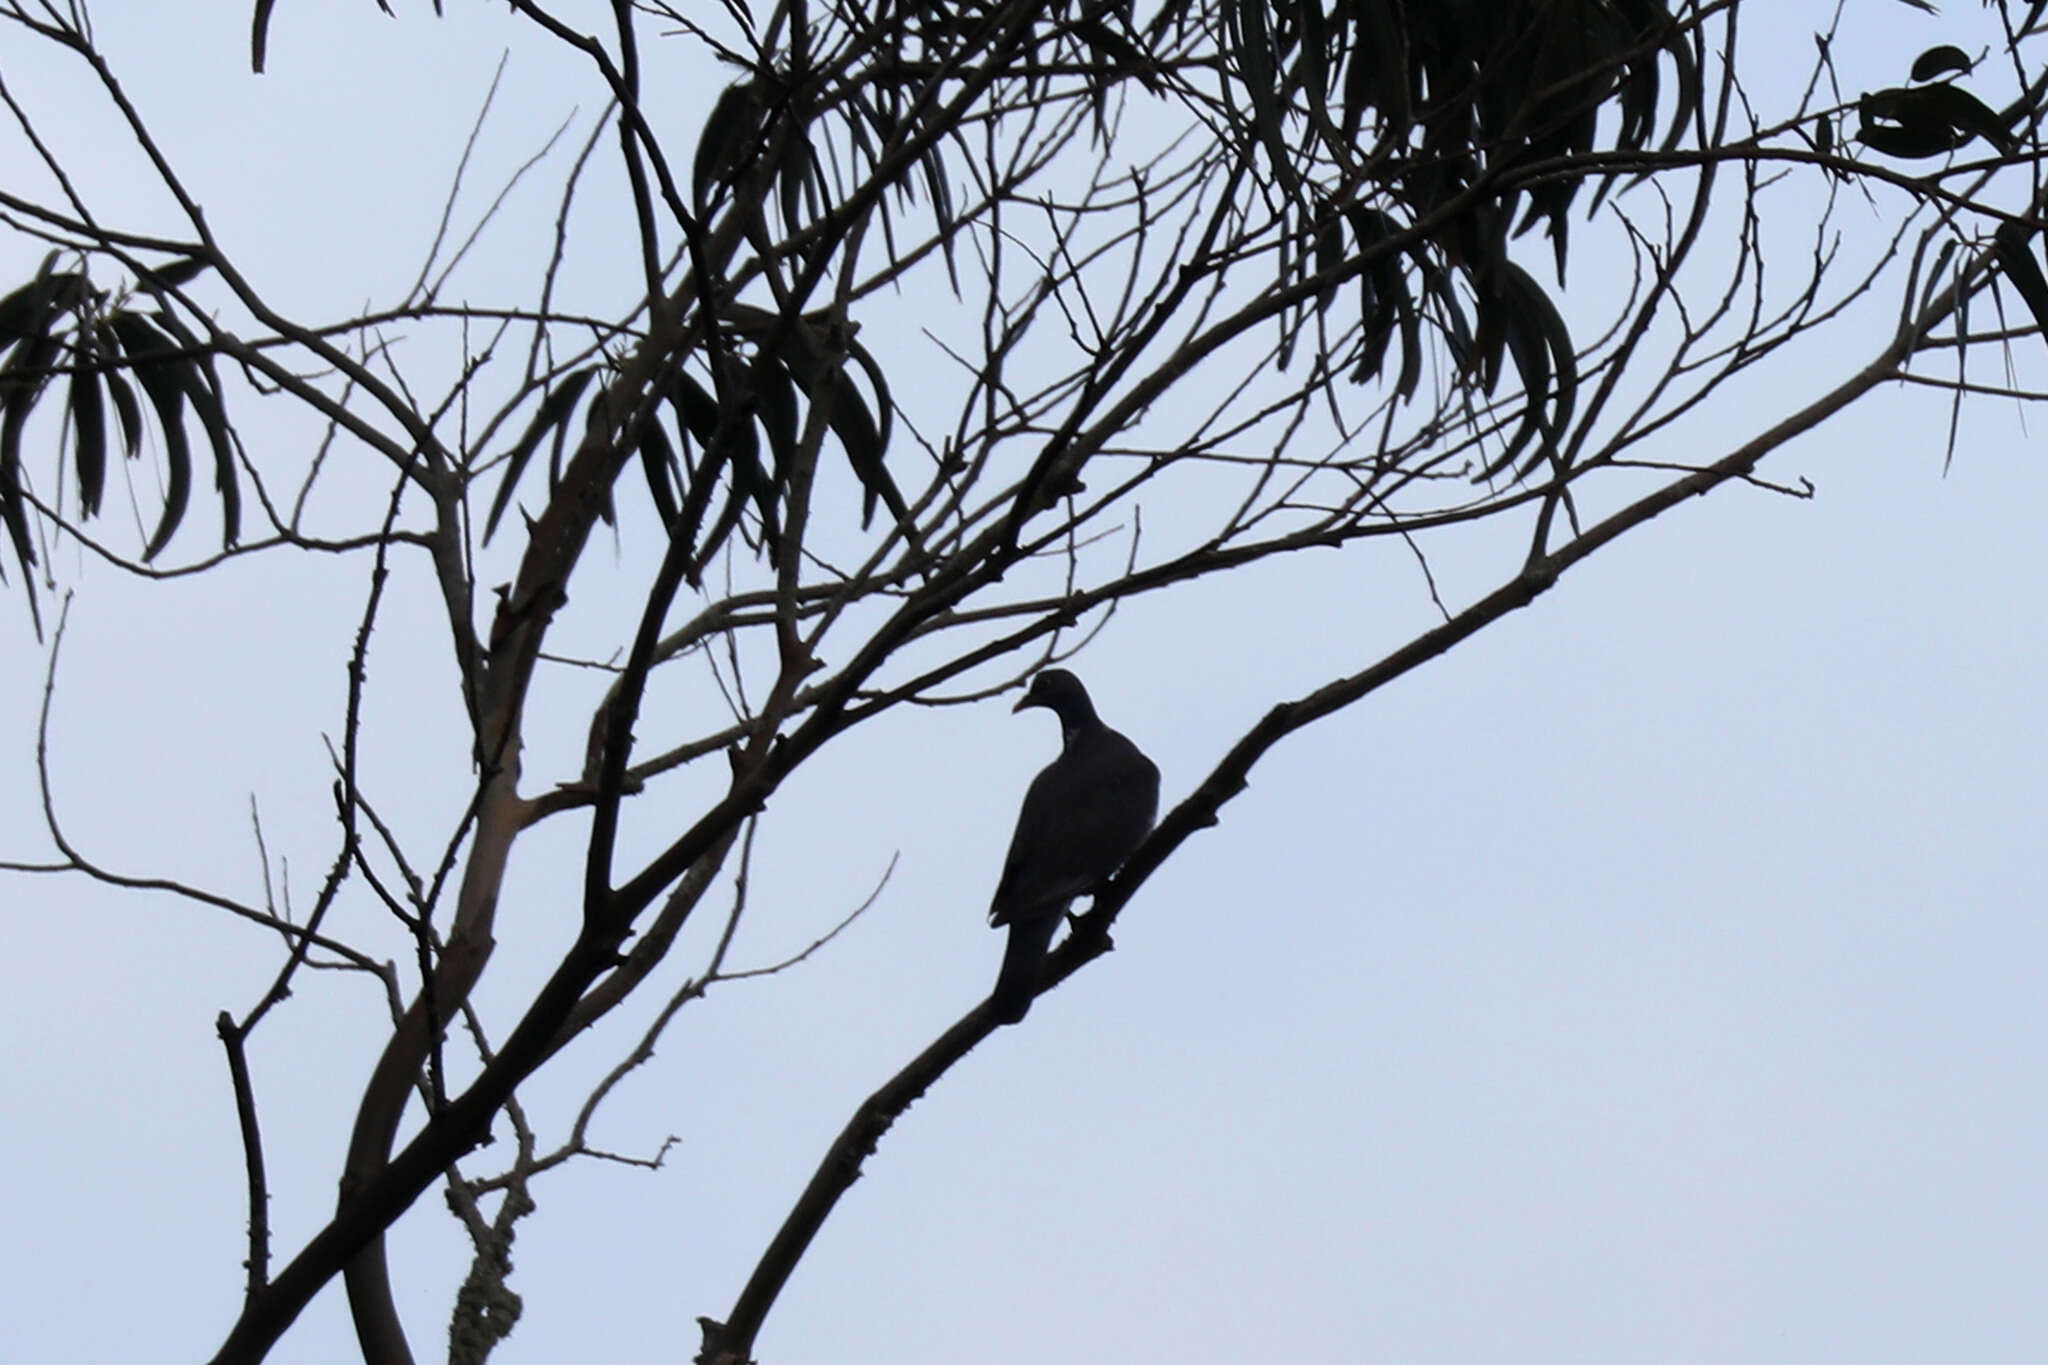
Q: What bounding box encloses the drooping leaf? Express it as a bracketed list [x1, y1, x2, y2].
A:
[1917, 238, 1959, 318]
[777, 126, 816, 240]
[1072, 15, 1161, 94]
[710, 357, 782, 561]
[1911, 45, 1973, 83]
[1313, 210, 1345, 315]
[693, 81, 762, 211]
[0, 255, 84, 352]
[664, 369, 729, 583]
[103, 366, 145, 461]
[760, 318, 910, 533]
[1343, 206, 1409, 385]
[636, 406, 683, 531]
[1479, 261, 1580, 481]
[137, 255, 212, 291]
[1857, 84, 2014, 158]
[1992, 222, 2048, 354]
[1229, 0, 1297, 195]
[753, 358, 801, 486]
[150, 310, 241, 548]
[1856, 99, 1971, 158]
[251, 0, 278, 71]
[0, 332, 57, 576]
[483, 366, 597, 542]
[67, 337, 107, 519]
[1915, 82, 2019, 154]
[104, 313, 194, 561]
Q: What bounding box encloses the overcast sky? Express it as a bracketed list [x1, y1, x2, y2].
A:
[2, 5, 2044, 1364]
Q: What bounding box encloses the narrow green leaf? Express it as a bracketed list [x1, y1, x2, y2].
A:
[1856, 112, 1969, 159]
[251, 0, 278, 72]
[712, 360, 779, 561]
[1073, 16, 1160, 93]
[151, 311, 241, 548]
[1857, 85, 1991, 158]
[68, 340, 106, 519]
[0, 252, 75, 351]
[105, 313, 193, 561]
[1992, 223, 2048, 353]
[637, 409, 683, 530]
[101, 362, 145, 460]
[0, 333, 58, 575]
[773, 326, 910, 532]
[693, 81, 760, 211]
[1917, 82, 2019, 154]
[1313, 211, 1344, 314]
[1479, 262, 1579, 481]
[483, 366, 597, 542]
[1912, 46, 1972, 83]
[666, 370, 728, 583]
[139, 256, 212, 291]
[754, 359, 800, 485]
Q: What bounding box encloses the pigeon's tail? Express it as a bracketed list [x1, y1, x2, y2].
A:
[988, 909, 1064, 1025]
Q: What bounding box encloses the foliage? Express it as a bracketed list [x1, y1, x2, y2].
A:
[2, 1, 2046, 1363]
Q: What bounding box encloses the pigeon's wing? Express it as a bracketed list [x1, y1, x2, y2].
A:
[989, 759, 1078, 926]
[990, 730, 1159, 926]
[1089, 727, 1161, 858]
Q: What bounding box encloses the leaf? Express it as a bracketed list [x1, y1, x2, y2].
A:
[1224, 0, 1293, 195]
[0, 254, 84, 352]
[102, 366, 145, 461]
[1917, 238, 1959, 317]
[1341, 206, 1410, 386]
[1072, 16, 1161, 94]
[138, 255, 212, 291]
[1911, 45, 1972, 83]
[663, 369, 729, 582]
[1479, 262, 1580, 481]
[150, 310, 241, 548]
[713, 359, 781, 560]
[1854, 119, 1965, 159]
[753, 358, 800, 486]
[1915, 82, 2018, 154]
[1857, 84, 2013, 158]
[483, 366, 596, 542]
[1313, 210, 1345, 314]
[68, 338, 106, 519]
[771, 325, 909, 532]
[693, 81, 761, 211]
[105, 313, 194, 561]
[0, 332, 57, 576]
[777, 126, 817, 243]
[919, 148, 960, 296]
[251, 0, 278, 72]
[1992, 223, 2048, 353]
[636, 405, 683, 530]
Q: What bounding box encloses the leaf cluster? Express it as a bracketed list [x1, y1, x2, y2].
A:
[1186, 1, 1696, 483]
[0, 251, 234, 601]
[482, 308, 905, 585]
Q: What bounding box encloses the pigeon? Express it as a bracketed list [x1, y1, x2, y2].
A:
[986, 669, 1160, 1024]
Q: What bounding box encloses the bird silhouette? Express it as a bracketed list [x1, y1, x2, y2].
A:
[987, 669, 1160, 1024]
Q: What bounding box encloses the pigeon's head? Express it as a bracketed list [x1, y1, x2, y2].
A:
[1013, 668, 1098, 728]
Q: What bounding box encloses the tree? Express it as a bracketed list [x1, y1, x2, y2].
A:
[2, 1, 2045, 1361]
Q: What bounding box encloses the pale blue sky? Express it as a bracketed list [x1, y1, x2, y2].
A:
[1, 5, 2043, 1363]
